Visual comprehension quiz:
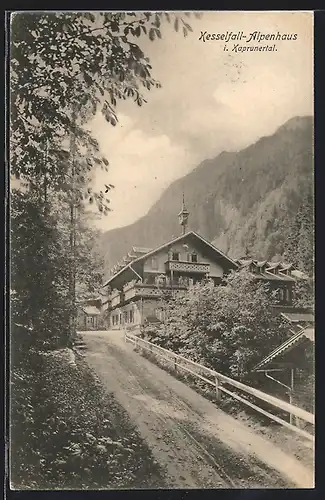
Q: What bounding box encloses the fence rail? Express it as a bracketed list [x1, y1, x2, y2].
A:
[124, 331, 315, 442]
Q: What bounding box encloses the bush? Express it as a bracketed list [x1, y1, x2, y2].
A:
[143, 270, 289, 381]
[10, 347, 165, 490]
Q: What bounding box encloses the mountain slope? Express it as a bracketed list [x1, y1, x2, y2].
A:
[98, 116, 313, 276]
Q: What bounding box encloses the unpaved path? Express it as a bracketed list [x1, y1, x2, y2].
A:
[81, 330, 314, 489]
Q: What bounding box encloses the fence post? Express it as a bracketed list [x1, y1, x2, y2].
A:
[289, 367, 295, 425]
[215, 377, 221, 402]
[174, 355, 178, 372]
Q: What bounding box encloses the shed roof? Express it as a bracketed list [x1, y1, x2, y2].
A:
[281, 312, 315, 323]
[253, 326, 315, 371]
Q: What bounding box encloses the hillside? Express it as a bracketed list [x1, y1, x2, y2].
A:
[98, 116, 313, 278]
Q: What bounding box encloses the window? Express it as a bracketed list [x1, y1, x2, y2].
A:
[286, 288, 291, 303]
[130, 310, 134, 323]
[151, 257, 158, 269]
[191, 253, 198, 263]
[280, 288, 284, 303]
[172, 252, 180, 261]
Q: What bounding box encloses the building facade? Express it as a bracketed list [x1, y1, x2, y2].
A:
[102, 230, 240, 330]
[101, 200, 310, 331]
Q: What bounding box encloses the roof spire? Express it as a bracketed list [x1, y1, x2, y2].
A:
[178, 191, 190, 235]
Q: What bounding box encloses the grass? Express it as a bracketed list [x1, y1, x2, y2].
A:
[10, 346, 167, 490]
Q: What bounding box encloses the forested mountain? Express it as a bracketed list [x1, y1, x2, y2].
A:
[98, 115, 314, 278]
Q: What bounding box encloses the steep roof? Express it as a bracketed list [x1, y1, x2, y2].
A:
[253, 326, 315, 371]
[103, 231, 238, 287]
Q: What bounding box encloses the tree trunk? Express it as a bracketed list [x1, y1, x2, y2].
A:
[69, 107, 77, 341]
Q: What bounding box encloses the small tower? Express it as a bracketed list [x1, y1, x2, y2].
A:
[178, 193, 190, 235]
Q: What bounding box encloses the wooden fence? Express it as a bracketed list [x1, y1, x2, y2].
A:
[124, 331, 315, 442]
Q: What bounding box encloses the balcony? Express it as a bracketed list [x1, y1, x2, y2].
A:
[102, 300, 110, 311]
[123, 281, 188, 302]
[110, 289, 122, 308]
[165, 260, 210, 274]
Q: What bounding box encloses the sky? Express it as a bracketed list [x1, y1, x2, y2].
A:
[88, 11, 313, 232]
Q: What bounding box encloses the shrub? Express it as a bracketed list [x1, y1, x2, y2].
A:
[10, 346, 165, 490]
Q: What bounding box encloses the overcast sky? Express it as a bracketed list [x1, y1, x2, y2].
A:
[88, 11, 313, 232]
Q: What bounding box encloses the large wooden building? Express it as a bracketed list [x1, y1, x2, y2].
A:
[102, 230, 239, 329]
[101, 198, 309, 330]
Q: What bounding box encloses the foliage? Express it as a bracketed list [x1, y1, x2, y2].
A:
[293, 277, 314, 310]
[10, 348, 165, 489]
[283, 184, 314, 276]
[10, 189, 72, 350]
[9, 11, 198, 488]
[143, 270, 289, 380]
[51, 199, 104, 299]
[10, 188, 104, 354]
[10, 11, 197, 200]
[10, 11, 197, 344]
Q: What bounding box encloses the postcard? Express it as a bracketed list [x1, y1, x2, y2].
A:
[8, 11, 314, 490]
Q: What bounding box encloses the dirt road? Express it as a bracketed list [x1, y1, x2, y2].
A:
[81, 330, 314, 489]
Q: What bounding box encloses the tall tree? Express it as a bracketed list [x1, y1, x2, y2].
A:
[10, 11, 198, 343]
[10, 11, 197, 192]
[11, 188, 72, 350]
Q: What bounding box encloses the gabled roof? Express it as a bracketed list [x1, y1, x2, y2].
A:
[236, 258, 306, 283]
[80, 306, 101, 316]
[253, 326, 315, 371]
[266, 262, 282, 270]
[281, 263, 293, 271]
[103, 231, 238, 287]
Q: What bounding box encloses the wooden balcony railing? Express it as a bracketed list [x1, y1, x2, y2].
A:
[123, 282, 187, 302]
[110, 289, 122, 307]
[165, 260, 210, 274]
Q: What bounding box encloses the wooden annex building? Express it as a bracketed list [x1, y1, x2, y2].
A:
[77, 298, 102, 331]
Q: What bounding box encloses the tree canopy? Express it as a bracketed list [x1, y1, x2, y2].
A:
[10, 11, 198, 345]
[143, 270, 289, 380]
[10, 12, 198, 204]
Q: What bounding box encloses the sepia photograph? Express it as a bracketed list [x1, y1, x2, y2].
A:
[8, 10, 314, 490]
